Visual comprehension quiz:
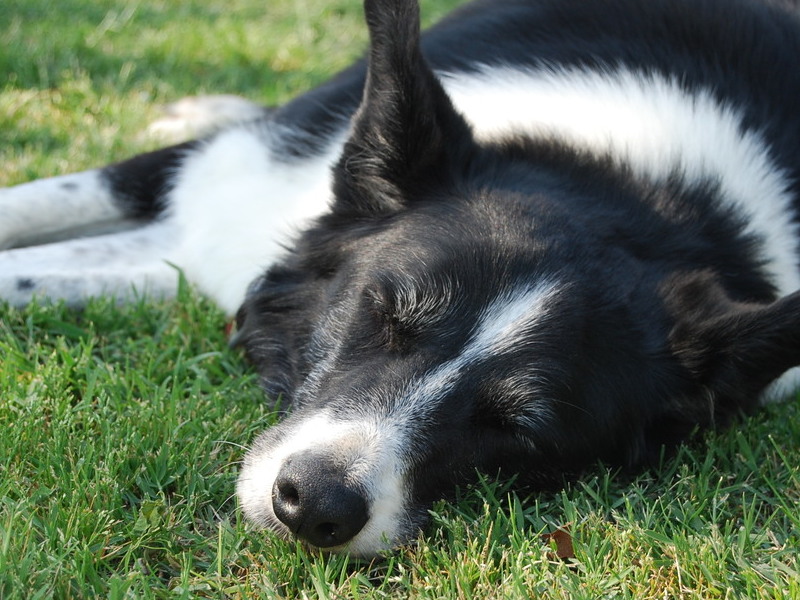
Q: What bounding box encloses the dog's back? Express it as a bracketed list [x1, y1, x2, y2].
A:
[3, 0, 800, 312]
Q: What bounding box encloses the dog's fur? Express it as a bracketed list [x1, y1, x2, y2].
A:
[3, 0, 800, 557]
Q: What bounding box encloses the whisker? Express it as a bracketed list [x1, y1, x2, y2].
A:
[213, 439, 250, 451]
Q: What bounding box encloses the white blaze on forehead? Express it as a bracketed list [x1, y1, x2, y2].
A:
[394, 280, 561, 421]
[470, 281, 562, 357]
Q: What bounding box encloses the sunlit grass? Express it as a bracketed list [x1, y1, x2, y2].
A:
[1, 0, 798, 597]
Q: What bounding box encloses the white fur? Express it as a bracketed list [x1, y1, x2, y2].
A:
[441, 67, 800, 295]
[392, 280, 562, 422]
[166, 125, 342, 314]
[761, 367, 800, 404]
[147, 95, 266, 142]
[441, 66, 800, 402]
[0, 222, 181, 306]
[471, 280, 562, 357]
[0, 170, 123, 249]
[236, 412, 409, 557]
[0, 125, 338, 313]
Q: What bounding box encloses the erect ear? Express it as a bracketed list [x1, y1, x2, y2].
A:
[664, 271, 800, 409]
[332, 0, 475, 216]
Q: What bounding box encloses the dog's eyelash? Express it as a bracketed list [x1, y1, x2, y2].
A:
[366, 289, 418, 351]
[368, 279, 455, 327]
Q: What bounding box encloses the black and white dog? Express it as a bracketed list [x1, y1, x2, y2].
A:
[3, 0, 800, 557]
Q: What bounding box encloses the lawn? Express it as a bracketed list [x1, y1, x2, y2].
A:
[1, 0, 799, 598]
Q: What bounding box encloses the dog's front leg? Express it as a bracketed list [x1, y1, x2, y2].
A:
[0, 141, 201, 307]
[0, 221, 183, 307]
[0, 170, 126, 250]
[0, 141, 197, 250]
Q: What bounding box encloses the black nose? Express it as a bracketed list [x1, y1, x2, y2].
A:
[272, 451, 369, 548]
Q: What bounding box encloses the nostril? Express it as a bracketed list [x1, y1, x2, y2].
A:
[276, 480, 300, 507]
[313, 522, 341, 547]
[272, 475, 304, 534]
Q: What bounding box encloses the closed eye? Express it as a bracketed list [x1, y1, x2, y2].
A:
[364, 272, 459, 349]
[365, 286, 418, 352]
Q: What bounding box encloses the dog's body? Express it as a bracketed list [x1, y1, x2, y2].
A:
[3, 0, 800, 556]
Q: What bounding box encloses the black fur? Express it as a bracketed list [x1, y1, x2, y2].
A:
[102, 141, 199, 218]
[229, 0, 800, 554]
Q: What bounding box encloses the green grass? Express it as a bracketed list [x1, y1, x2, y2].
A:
[1, 0, 799, 597]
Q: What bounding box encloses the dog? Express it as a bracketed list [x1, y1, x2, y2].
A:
[2, 0, 800, 557]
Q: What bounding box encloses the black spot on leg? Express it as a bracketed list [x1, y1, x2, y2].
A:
[60, 182, 79, 191]
[16, 278, 36, 291]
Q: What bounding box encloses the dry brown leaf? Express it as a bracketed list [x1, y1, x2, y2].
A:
[541, 527, 575, 560]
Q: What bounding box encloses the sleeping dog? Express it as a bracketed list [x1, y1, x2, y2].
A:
[2, 0, 800, 557]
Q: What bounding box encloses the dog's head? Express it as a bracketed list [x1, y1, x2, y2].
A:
[234, 0, 800, 557]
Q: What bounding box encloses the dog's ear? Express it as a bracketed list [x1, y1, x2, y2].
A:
[332, 0, 474, 216]
[232, 267, 329, 405]
[664, 271, 800, 409]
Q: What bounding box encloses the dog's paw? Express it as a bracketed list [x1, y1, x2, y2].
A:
[146, 95, 268, 142]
